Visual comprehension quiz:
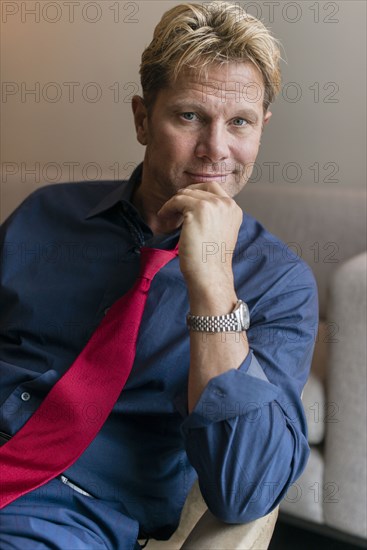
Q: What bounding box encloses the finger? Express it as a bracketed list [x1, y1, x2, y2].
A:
[182, 181, 230, 197]
[154, 205, 184, 233]
[176, 188, 225, 201]
[157, 193, 202, 219]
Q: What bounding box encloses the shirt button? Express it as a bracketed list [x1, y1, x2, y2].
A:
[21, 392, 31, 402]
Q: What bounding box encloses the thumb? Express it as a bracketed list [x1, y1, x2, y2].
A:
[156, 206, 184, 233]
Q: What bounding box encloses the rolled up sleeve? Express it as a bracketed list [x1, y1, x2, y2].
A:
[180, 265, 318, 523]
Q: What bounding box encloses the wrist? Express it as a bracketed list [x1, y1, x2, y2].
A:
[187, 299, 250, 332]
[185, 267, 234, 290]
[187, 282, 237, 317]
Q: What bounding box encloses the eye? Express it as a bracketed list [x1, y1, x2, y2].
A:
[181, 112, 198, 121]
[232, 117, 248, 127]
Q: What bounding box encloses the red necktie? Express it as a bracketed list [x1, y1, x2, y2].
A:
[0, 244, 179, 509]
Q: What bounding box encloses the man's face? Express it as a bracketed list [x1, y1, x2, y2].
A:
[133, 61, 271, 200]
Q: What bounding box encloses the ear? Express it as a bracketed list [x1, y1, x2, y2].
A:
[263, 110, 272, 126]
[132, 95, 148, 146]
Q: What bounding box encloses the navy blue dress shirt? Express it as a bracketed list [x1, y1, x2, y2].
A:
[0, 164, 318, 541]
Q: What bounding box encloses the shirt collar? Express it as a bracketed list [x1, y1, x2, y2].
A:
[85, 162, 181, 248]
[85, 163, 143, 220]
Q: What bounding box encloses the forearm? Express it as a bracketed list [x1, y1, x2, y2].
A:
[187, 275, 249, 413]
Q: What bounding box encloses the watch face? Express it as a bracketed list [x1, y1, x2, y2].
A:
[239, 301, 250, 329]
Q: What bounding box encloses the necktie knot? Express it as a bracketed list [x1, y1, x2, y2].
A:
[139, 244, 179, 281]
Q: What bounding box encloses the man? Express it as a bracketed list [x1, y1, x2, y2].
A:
[0, 2, 318, 548]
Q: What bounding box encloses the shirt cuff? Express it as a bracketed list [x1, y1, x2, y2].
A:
[174, 350, 280, 428]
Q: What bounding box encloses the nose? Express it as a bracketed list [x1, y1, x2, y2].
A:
[194, 123, 230, 163]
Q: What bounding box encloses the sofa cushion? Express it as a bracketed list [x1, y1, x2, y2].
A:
[303, 372, 325, 445]
[324, 252, 367, 539]
[310, 321, 330, 384]
[301, 320, 330, 444]
[280, 447, 324, 524]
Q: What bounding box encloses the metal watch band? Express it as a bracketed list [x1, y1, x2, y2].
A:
[186, 300, 249, 333]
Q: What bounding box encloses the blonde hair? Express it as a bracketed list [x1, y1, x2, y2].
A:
[140, 2, 282, 112]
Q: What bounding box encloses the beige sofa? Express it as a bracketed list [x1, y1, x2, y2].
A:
[238, 183, 367, 545]
[142, 481, 278, 549]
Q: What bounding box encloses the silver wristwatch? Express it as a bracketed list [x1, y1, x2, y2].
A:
[186, 300, 250, 332]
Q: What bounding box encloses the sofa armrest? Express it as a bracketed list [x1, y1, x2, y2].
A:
[180, 507, 278, 550]
[143, 481, 278, 550]
[323, 252, 367, 538]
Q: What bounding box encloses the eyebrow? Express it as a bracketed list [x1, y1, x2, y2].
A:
[168, 100, 260, 123]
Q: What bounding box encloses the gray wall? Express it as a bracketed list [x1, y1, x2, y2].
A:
[1, 0, 366, 222]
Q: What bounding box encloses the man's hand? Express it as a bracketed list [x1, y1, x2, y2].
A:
[157, 182, 243, 288]
[158, 182, 248, 412]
